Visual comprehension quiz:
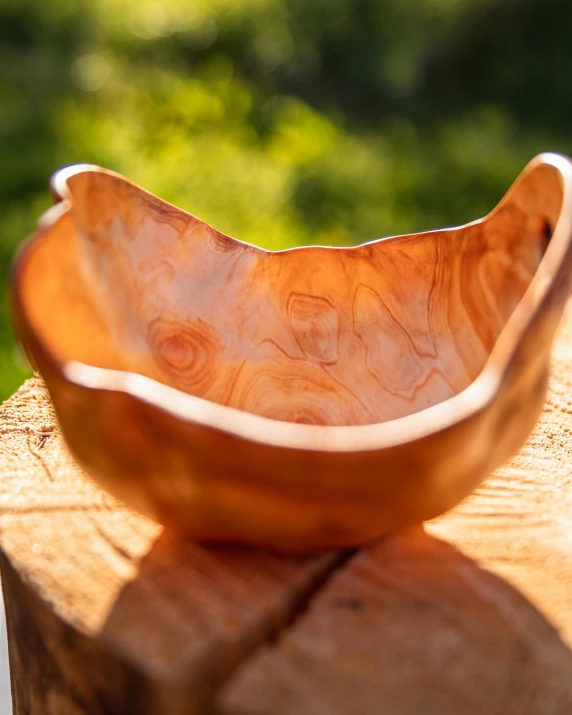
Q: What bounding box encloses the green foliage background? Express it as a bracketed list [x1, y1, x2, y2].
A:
[1, 0, 571, 399]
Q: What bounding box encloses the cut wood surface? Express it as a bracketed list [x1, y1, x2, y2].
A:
[0, 305, 571, 714]
[0, 379, 337, 714]
[220, 306, 572, 715]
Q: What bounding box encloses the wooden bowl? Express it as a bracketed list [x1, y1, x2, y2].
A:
[10, 153, 572, 551]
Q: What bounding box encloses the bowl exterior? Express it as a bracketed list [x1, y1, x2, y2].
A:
[32, 320, 553, 552]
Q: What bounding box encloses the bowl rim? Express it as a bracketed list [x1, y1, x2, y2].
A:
[10, 152, 572, 453]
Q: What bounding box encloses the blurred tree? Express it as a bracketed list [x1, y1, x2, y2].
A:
[0, 0, 570, 398]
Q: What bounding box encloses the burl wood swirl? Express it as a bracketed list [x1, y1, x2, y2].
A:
[47, 170, 555, 426]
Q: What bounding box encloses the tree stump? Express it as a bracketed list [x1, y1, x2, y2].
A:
[1, 307, 572, 714]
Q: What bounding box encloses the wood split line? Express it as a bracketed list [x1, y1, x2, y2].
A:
[26, 434, 54, 482]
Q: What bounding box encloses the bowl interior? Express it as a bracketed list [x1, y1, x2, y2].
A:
[19, 166, 563, 426]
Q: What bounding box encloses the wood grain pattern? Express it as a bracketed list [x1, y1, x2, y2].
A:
[219, 307, 572, 715]
[16, 172, 553, 423]
[0, 378, 337, 714]
[9, 154, 572, 549]
[0, 307, 571, 714]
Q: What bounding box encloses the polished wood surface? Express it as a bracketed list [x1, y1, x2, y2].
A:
[14, 164, 557, 424]
[10, 154, 572, 549]
[221, 310, 572, 715]
[1, 316, 571, 713]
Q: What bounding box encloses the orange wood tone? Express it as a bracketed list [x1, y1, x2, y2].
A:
[220, 311, 572, 715]
[0, 377, 338, 715]
[10, 154, 572, 550]
[1, 329, 572, 714]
